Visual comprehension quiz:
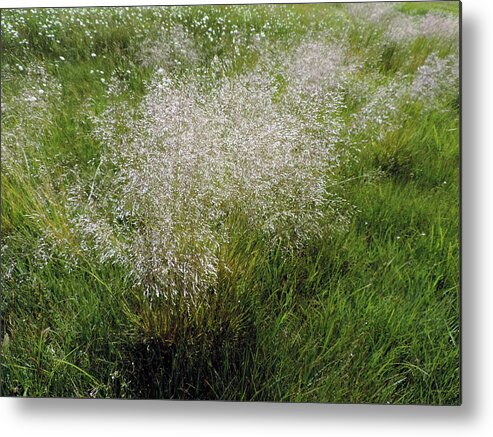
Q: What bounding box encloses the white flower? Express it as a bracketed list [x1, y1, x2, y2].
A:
[91, 53, 97, 58]
[59, 56, 65, 61]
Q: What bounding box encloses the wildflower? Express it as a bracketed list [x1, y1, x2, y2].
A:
[59, 56, 65, 61]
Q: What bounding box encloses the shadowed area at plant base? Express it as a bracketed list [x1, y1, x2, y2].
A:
[121, 315, 261, 400]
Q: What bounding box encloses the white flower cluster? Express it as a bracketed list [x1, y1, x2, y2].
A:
[348, 50, 459, 143]
[138, 24, 200, 71]
[81, 59, 347, 299]
[346, 3, 459, 44]
[1, 64, 62, 173]
[386, 11, 459, 43]
[285, 39, 355, 98]
[409, 53, 459, 102]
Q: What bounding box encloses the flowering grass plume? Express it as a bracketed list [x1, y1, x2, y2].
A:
[78, 64, 348, 300]
[346, 2, 459, 43]
[386, 11, 459, 43]
[409, 53, 459, 102]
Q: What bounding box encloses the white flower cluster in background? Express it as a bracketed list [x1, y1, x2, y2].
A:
[1, 64, 62, 173]
[138, 24, 200, 71]
[409, 53, 459, 102]
[346, 3, 458, 43]
[386, 11, 459, 43]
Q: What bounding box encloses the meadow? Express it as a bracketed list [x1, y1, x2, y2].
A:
[0, 2, 460, 403]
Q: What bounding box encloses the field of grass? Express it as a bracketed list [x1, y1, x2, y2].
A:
[0, 2, 460, 404]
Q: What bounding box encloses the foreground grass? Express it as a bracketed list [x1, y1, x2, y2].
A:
[1, 3, 460, 403]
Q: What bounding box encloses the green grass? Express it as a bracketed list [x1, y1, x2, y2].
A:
[1, 3, 460, 403]
[398, 1, 460, 16]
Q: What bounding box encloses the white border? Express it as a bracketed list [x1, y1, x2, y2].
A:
[2, 1, 493, 436]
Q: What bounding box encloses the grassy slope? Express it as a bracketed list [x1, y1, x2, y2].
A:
[1, 3, 460, 403]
